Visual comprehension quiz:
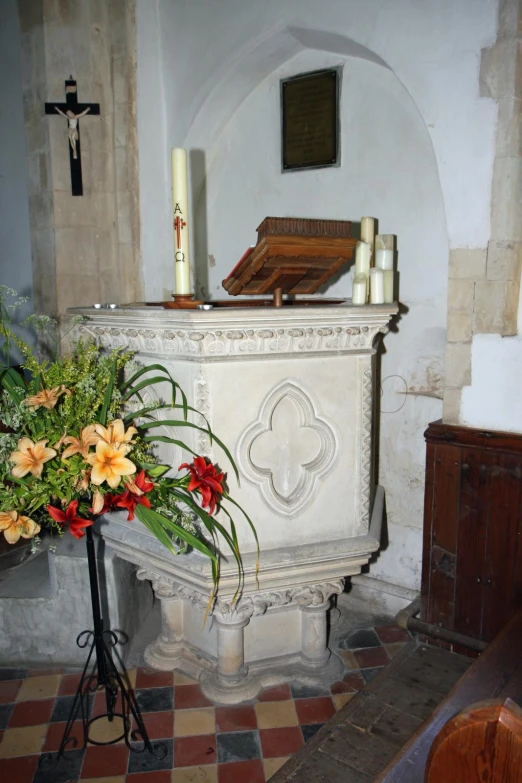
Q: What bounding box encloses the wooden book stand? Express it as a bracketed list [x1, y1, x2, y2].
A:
[223, 216, 357, 305]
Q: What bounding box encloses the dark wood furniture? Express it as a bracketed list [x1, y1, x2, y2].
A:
[270, 640, 472, 782]
[425, 697, 522, 783]
[270, 611, 522, 782]
[376, 609, 522, 782]
[222, 216, 356, 300]
[421, 420, 522, 652]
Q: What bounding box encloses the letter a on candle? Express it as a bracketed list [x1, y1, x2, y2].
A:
[171, 148, 191, 295]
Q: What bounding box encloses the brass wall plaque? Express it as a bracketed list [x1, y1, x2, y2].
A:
[281, 68, 340, 172]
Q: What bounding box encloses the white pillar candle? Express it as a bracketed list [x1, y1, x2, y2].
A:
[355, 240, 371, 277]
[375, 234, 394, 251]
[383, 270, 394, 303]
[352, 276, 368, 305]
[370, 268, 384, 304]
[375, 249, 394, 270]
[171, 148, 191, 295]
[361, 217, 375, 259]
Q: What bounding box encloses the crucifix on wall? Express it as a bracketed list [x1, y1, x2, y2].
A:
[45, 77, 100, 196]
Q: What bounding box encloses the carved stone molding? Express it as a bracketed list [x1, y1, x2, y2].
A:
[137, 568, 345, 621]
[136, 568, 209, 612]
[214, 580, 346, 623]
[237, 380, 339, 517]
[77, 319, 389, 361]
[360, 363, 373, 527]
[194, 370, 212, 458]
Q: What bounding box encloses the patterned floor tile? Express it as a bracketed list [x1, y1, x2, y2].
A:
[8, 698, 54, 728]
[257, 684, 292, 702]
[127, 738, 174, 774]
[0, 620, 402, 781]
[0, 723, 47, 758]
[337, 628, 381, 650]
[0, 679, 22, 704]
[136, 686, 174, 713]
[174, 707, 216, 737]
[375, 624, 411, 644]
[216, 730, 261, 763]
[174, 734, 218, 767]
[290, 683, 330, 699]
[42, 720, 84, 752]
[172, 765, 217, 782]
[354, 645, 390, 669]
[362, 666, 384, 683]
[135, 667, 174, 690]
[51, 693, 94, 723]
[175, 684, 213, 710]
[215, 704, 257, 733]
[254, 700, 298, 729]
[301, 723, 324, 742]
[0, 753, 39, 783]
[33, 749, 84, 783]
[0, 668, 28, 681]
[263, 756, 289, 780]
[0, 703, 13, 730]
[16, 675, 61, 702]
[333, 692, 355, 710]
[127, 771, 172, 783]
[259, 726, 303, 758]
[81, 743, 130, 778]
[138, 709, 175, 739]
[217, 758, 265, 783]
[294, 697, 335, 725]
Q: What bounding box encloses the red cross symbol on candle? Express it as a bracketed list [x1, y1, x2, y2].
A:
[174, 215, 186, 249]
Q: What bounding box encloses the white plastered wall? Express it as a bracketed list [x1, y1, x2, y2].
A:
[135, 0, 498, 592]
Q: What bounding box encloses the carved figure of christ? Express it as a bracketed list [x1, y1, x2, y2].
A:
[45, 78, 100, 196]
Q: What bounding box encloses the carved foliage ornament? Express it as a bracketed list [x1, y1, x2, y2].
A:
[238, 380, 339, 517]
[136, 568, 344, 623]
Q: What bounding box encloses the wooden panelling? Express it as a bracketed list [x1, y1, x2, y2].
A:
[422, 421, 522, 651]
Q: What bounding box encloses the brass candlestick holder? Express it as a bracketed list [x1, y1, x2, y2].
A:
[166, 294, 204, 309]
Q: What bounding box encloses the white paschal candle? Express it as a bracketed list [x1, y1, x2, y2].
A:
[383, 270, 394, 303]
[171, 148, 191, 295]
[375, 249, 394, 270]
[370, 268, 384, 304]
[360, 217, 375, 258]
[352, 275, 368, 305]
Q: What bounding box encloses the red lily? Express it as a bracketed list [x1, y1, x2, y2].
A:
[179, 456, 224, 516]
[47, 500, 94, 539]
[114, 470, 154, 521]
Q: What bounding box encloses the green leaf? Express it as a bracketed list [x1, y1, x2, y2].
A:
[97, 354, 116, 426]
[139, 420, 240, 484]
[121, 364, 188, 416]
[135, 505, 217, 562]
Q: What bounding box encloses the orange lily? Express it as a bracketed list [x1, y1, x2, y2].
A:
[62, 425, 100, 460]
[87, 441, 136, 489]
[10, 438, 57, 479]
[94, 419, 137, 451]
[0, 511, 40, 544]
[23, 385, 70, 411]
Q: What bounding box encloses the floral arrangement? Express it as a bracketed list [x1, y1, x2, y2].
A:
[0, 288, 256, 598]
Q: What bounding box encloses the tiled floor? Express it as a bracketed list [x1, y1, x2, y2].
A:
[0, 623, 411, 783]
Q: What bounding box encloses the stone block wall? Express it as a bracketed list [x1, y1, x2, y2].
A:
[443, 0, 522, 424]
[18, 0, 142, 316]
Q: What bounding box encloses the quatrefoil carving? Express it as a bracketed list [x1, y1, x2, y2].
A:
[238, 380, 339, 517]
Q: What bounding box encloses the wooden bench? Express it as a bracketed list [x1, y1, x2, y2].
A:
[271, 610, 522, 782]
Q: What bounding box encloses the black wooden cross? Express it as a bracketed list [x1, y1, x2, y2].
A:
[45, 78, 100, 196]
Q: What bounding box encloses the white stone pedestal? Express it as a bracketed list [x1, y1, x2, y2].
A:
[75, 301, 396, 702]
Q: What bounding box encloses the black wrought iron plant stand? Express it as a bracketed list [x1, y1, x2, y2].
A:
[39, 526, 167, 768]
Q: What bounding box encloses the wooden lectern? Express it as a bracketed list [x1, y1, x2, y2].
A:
[223, 217, 357, 305]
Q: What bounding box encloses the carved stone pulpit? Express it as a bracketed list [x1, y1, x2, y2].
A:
[74, 301, 397, 703]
